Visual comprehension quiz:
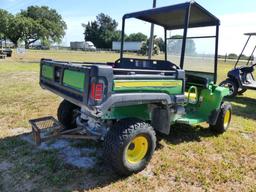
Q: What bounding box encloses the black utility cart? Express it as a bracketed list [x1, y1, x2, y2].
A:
[220, 33, 256, 97]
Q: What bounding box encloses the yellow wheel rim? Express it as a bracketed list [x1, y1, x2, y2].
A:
[224, 110, 231, 128]
[126, 136, 149, 164]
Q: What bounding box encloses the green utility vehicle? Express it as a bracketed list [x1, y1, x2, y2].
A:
[31, 1, 232, 176]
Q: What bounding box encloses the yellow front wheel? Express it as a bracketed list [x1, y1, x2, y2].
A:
[223, 110, 231, 129]
[103, 119, 156, 176]
[210, 102, 232, 134]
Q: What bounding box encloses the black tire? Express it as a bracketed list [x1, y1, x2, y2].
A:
[219, 79, 238, 97]
[210, 102, 232, 134]
[57, 100, 80, 129]
[103, 118, 156, 176]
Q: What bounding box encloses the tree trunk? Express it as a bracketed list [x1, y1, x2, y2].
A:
[4, 37, 7, 48]
[8, 38, 18, 48]
[25, 41, 30, 49]
[25, 39, 38, 49]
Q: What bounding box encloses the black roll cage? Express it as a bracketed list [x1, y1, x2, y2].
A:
[119, 1, 220, 83]
[235, 33, 256, 68]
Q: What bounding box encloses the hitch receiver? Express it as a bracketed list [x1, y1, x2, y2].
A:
[29, 116, 98, 146]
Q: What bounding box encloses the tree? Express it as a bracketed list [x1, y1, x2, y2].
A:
[240, 54, 248, 60]
[154, 37, 165, 52]
[0, 6, 66, 48]
[228, 53, 238, 60]
[0, 9, 13, 46]
[83, 13, 120, 48]
[19, 6, 67, 48]
[6, 15, 26, 47]
[139, 36, 160, 56]
[126, 33, 147, 42]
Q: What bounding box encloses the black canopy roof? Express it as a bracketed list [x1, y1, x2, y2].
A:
[245, 33, 256, 36]
[123, 1, 220, 30]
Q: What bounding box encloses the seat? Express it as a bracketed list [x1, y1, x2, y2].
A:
[240, 66, 254, 74]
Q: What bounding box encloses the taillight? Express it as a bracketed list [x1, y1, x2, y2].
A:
[90, 83, 103, 101]
[89, 77, 107, 106]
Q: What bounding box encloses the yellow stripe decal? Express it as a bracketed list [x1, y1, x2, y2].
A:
[114, 81, 182, 88]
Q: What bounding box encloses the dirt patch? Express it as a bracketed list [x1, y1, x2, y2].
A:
[10, 127, 31, 136]
[0, 161, 13, 171]
[21, 134, 100, 169]
[240, 132, 254, 140]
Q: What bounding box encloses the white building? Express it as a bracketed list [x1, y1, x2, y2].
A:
[112, 41, 143, 51]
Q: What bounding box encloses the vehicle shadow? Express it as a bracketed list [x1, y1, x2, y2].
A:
[157, 124, 218, 146]
[0, 132, 122, 192]
[0, 125, 222, 191]
[225, 96, 256, 121]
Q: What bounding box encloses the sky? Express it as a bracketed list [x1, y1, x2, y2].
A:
[1, 0, 256, 55]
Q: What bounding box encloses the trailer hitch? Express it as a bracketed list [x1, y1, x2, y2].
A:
[29, 116, 98, 145]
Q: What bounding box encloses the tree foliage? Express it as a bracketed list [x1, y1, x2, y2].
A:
[19, 6, 67, 48]
[0, 9, 13, 41]
[83, 14, 150, 49]
[6, 15, 27, 47]
[228, 53, 238, 59]
[83, 13, 121, 48]
[139, 36, 160, 56]
[126, 33, 147, 42]
[154, 37, 165, 52]
[0, 6, 66, 48]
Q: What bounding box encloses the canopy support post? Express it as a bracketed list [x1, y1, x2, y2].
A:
[180, 5, 191, 69]
[214, 24, 219, 83]
[120, 17, 126, 60]
[235, 35, 251, 68]
[164, 28, 167, 61]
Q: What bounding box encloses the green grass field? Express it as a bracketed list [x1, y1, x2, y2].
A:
[0, 50, 255, 192]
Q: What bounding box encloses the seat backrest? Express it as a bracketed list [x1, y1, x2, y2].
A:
[185, 74, 208, 88]
[115, 58, 176, 71]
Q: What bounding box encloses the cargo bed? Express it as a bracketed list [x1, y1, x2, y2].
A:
[40, 58, 185, 117]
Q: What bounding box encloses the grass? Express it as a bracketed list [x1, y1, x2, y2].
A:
[0, 49, 255, 191]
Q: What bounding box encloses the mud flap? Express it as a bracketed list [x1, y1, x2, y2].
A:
[208, 109, 221, 125]
[151, 107, 171, 135]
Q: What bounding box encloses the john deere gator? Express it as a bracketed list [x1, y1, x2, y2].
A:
[33, 1, 232, 176]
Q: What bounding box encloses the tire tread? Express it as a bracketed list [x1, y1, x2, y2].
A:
[103, 118, 156, 176]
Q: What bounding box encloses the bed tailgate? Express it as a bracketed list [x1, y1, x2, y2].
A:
[40, 59, 91, 106]
[40, 59, 113, 107]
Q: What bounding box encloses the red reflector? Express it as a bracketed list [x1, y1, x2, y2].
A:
[90, 83, 103, 101]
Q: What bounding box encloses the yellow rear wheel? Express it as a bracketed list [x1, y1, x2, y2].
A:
[126, 136, 149, 164]
[103, 119, 156, 176]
